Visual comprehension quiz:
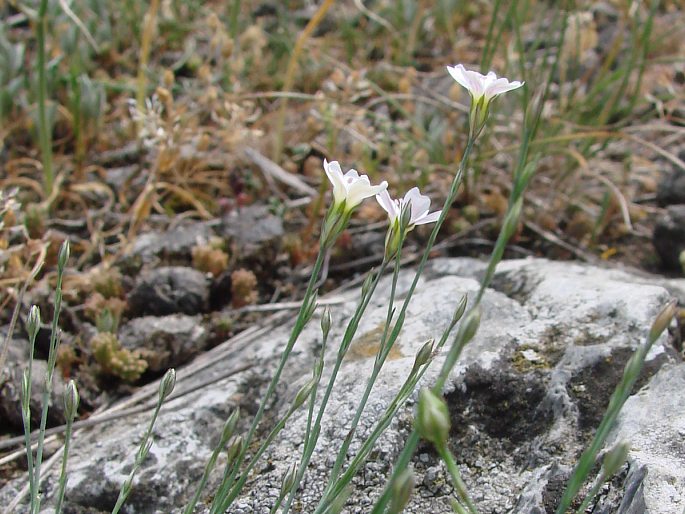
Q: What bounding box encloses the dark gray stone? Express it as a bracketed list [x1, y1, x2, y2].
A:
[127, 266, 209, 316]
[0, 339, 66, 432]
[218, 205, 283, 262]
[653, 204, 685, 270]
[123, 222, 214, 269]
[118, 314, 208, 372]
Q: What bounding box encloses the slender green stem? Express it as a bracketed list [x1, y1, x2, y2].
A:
[369, 431, 421, 514]
[218, 401, 304, 509]
[322, 247, 404, 494]
[281, 262, 390, 514]
[183, 413, 238, 514]
[54, 408, 76, 513]
[32, 254, 67, 514]
[574, 473, 604, 514]
[36, 0, 53, 195]
[211, 243, 327, 512]
[111, 402, 163, 514]
[437, 443, 479, 514]
[554, 318, 667, 513]
[22, 336, 38, 510]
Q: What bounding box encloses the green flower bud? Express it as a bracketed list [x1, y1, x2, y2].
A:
[415, 388, 451, 447]
[158, 369, 176, 402]
[649, 299, 677, 343]
[451, 294, 468, 325]
[384, 223, 403, 262]
[26, 305, 41, 342]
[64, 380, 80, 419]
[601, 442, 630, 478]
[361, 271, 375, 299]
[320, 306, 332, 339]
[292, 378, 315, 410]
[457, 306, 481, 347]
[411, 339, 434, 373]
[279, 462, 298, 496]
[226, 435, 244, 463]
[388, 466, 414, 514]
[221, 408, 240, 445]
[399, 200, 412, 232]
[58, 240, 70, 270]
[21, 369, 31, 409]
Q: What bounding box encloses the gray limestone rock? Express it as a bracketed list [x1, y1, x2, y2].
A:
[127, 266, 209, 317]
[1, 258, 682, 514]
[118, 314, 208, 372]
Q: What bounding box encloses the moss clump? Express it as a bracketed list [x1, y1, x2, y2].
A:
[192, 241, 229, 277]
[92, 267, 124, 299]
[91, 332, 147, 383]
[231, 268, 258, 308]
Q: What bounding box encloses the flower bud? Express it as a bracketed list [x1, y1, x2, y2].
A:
[158, 368, 176, 402]
[384, 223, 403, 262]
[226, 435, 244, 463]
[21, 369, 30, 408]
[58, 240, 70, 270]
[399, 200, 413, 232]
[451, 295, 468, 325]
[292, 378, 315, 410]
[221, 408, 240, 444]
[26, 305, 41, 342]
[411, 339, 434, 373]
[388, 466, 414, 514]
[320, 307, 332, 339]
[649, 299, 677, 343]
[601, 442, 630, 478]
[279, 462, 298, 496]
[415, 388, 451, 447]
[457, 306, 481, 347]
[361, 271, 375, 299]
[64, 380, 80, 419]
[137, 437, 154, 462]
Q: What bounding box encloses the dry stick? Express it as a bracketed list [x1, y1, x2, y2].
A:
[272, 0, 336, 162]
[244, 147, 318, 197]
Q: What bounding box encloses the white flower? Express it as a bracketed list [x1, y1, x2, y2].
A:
[446, 64, 523, 103]
[324, 159, 387, 210]
[376, 187, 442, 229]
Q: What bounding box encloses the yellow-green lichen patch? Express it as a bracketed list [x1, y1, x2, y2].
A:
[511, 344, 552, 372]
[345, 323, 404, 362]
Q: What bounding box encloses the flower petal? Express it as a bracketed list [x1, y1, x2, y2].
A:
[446, 65, 471, 92]
[414, 209, 442, 225]
[324, 159, 347, 204]
[376, 189, 398, 221]
[403, 187, 430, 222]
[346, 177, 386, 208]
